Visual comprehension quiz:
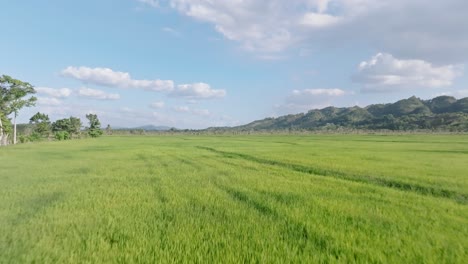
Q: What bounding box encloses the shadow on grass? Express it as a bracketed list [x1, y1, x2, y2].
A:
[198, 146, 467, 205]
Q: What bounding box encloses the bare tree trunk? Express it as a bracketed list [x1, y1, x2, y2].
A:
[0, 117, 3, 147]
[1, 133, 8, 146]
[13, 114, 17, 145]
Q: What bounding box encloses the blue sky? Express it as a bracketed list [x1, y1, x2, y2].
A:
[2, 0, 468, 128]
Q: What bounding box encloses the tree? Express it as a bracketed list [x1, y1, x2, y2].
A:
[86, 114, 103, 137]
[30, 112, 51, 138]
[52, 118, 71, 133]
[0, 75, 37, 145]
[69, 117, 82, 137]
[0, 113, 12, 146]
[106, 124, 112, 135]
[52, 116, 82, 139]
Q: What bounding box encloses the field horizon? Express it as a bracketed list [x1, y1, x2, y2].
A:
[1, 135, 467, 263]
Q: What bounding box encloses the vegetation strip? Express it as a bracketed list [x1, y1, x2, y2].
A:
[197, 146, 467, 204]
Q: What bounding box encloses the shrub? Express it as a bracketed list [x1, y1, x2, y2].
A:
[28, 132, 42, 142]
[55, 131, 70, 141]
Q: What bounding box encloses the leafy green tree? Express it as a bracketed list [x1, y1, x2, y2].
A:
[0, 75, 37, 145]
[30, 112, 51, 138]
[52, 116, 82, 139]
[86, 114, 103, 138]
[69, 117, 82, 136]
[52, 118, 71, 133]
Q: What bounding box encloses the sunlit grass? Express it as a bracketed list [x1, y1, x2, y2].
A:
[0, 135, 467, 263]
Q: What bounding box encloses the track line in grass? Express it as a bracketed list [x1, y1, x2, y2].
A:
[215, 183, 340, 256]
[11, 192, 65, 226]
[197, 146, 467, 204]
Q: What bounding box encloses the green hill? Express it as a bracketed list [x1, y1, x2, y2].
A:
[220, 96, 468, 132]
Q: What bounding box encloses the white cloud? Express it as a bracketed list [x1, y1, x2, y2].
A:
[173, 105, 211, 116]
[166, 1, 298, 53]
[78, 87, 121, 100]
[191, 109, 211, 116]
[292, 88, 346, 96]
[173, 106, 190, 113]
[171, 83, 226, 99]
[141, 0, 468, 63]
[150, 101, 165, 109]
[300, 13, 342, 28]
[62, 66, 174, 92]
[346, 0, 468, 64]
[36, 87, 72, 98]
[276, 88, 348, 114]
[155, 0, 374, 55]
[435, 90, 468, 99]
[37, 97, 63, 106]
[353, 53, 463, 92]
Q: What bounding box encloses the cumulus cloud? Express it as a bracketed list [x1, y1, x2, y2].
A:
[78, 87, 121, 100]
[150, 101, 165, 109]
[171, 83, 226, 99]
[142, 0, 468, 63]
[150, 0, 371, 55]
[62, 66, 174, 92]
[353, 53, 463, 93]
[36, 87, 72, 98]
[292, 89, 346, 97]
[164, 0, 347, 53]
[300, 13, 342, 28]
[37, 97, 63, 106]
[173, 105, 211, 116]
[276, 88, 348, 114]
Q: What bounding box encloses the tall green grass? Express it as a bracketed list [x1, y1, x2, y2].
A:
[0, 135, 467, 263]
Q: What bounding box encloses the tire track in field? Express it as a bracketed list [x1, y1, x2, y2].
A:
[215, 183, 341, 256]
[197, 146, 467, 205]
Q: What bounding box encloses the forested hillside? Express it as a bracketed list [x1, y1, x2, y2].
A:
[217, 96, 468, 132]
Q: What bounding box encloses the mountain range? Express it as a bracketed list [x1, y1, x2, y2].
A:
[207, 96, 468, 132]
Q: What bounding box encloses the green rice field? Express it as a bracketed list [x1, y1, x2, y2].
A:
[0, 135, 467, 263]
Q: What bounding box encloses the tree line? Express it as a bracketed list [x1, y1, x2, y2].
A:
[1, 75, 104, 146]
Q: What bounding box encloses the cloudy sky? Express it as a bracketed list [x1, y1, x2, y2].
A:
[2, 0, 468, 128]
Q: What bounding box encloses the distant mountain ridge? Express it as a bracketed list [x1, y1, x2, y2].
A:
[114, 125, 172, 131]
[135, 125, 172, 131]
[213, 96, 468, 132]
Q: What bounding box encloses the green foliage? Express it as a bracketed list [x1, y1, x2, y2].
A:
[18, 135, 28, 143]
[87, 129, 103, 138]
[28, 132, 42, 142]
[69, 117, 82, 135]
[0, 135, 466, 262]
[0, 112, 12, 134]
[29, 112, 51, 137]
[0, 74, 36, 116]
[86, 114, 103, 138]
[52, 117, 82, 139]
[54, 131, 70, 141]
[1, 75, 36, 145]
[52, 118, 71, 132]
